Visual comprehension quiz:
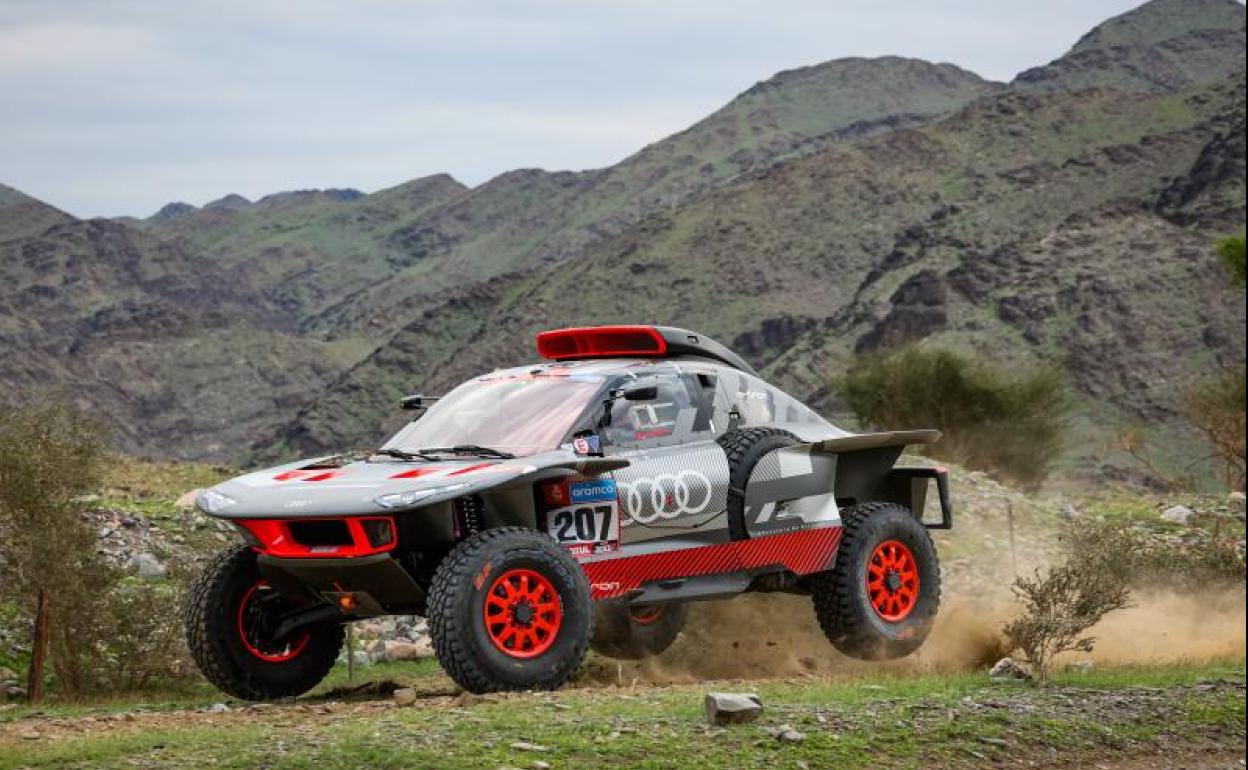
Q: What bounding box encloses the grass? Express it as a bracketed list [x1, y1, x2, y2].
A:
[2, 659, 1242, 769]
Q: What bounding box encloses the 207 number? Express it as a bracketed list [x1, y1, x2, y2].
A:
[550, 505, 614, 544]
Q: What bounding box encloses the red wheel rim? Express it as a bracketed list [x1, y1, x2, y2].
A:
[867, 540, 920, 622]
[236, 581, 311, 663]
[483, 568, 563, 659]
[628, 605, 664, 626]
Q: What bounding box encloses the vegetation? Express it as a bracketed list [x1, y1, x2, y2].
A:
[837, 346, 1068, 487]
[1185, 370, 1247, 491]
[0, 400, 190, 695]
[1003, 562, 1132, 683]
[1217, 235, 1246, 287]
[0, 660, 1242, 769]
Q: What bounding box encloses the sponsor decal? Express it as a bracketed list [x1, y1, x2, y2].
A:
[569, 478, 616, 503]
[619, 470, 713, 524]
[572, 434, 602, 456]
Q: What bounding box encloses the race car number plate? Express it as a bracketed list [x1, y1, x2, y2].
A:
[545, 479, 619, 556]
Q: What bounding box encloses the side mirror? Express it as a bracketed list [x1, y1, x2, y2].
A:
[623, 385, 658, 402]
[400, 394, 440, 411]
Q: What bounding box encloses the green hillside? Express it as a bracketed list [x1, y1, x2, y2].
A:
[1014, 0, 1245, 92]
[0, 0, 1243, 486]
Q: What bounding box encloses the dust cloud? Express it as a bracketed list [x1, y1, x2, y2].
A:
[581, 587, 1246, 687]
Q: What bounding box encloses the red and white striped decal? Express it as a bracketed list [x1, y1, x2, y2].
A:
[582, 526, 843, 600]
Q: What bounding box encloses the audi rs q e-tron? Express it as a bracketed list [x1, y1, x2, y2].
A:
[187, 325, 952, 696]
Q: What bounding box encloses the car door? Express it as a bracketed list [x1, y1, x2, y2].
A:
[602, 370, 732, 549]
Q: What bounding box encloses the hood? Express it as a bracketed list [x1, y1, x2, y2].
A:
[197, 452, 628, 519]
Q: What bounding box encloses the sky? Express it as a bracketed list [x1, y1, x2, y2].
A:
[0, 0, 1148, 218]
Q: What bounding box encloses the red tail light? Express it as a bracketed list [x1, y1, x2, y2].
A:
[536, 326, 667, 360]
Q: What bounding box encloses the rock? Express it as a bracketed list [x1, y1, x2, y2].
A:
[351, 650, 375, 668]
[382, 639, 433, 661]
[20, 730, 41, 740]
[989, 657, 1033, 682]
[769, 723, 806, 743]
[509, 741, 548, 752]
[1161, 505, 1195, 525]
[455, 691, 491, 708]
[206, 703, 230, 713]
[532, 762, 551, 770]
[704, 692, 763, 725]
[129, 552, 167, 579]
[1069, 660, 1095, 672]
[977, 736, 1009, 747]
[1229, 491, 1245, 503]
[176, 489, 204, 509]
[392, 688, 418, 706]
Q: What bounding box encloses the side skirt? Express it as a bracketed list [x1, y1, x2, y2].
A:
[583, 525, 843, 600]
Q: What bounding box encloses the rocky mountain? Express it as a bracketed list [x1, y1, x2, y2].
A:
[1015, 0, 1245, 92]
[0, 0, 1243, 484]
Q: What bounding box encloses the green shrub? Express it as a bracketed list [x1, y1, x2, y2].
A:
[837, 346, 1068, 487]
[1217, 235, 1246, 287]
[1059, 516, 1245, 590]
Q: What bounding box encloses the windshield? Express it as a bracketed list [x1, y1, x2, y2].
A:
[381, 374, 603, 457]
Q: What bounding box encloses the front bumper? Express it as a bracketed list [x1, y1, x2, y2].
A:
[258, 552, 426, 616]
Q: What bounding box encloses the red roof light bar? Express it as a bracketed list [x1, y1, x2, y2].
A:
[536, 326, 668, 361]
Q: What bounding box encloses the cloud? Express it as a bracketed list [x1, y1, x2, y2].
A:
[0, 20, 161, 71]
[0, 0, 1149, 216]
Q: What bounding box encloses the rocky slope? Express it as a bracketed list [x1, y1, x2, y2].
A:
[0, 0, 1243, 483]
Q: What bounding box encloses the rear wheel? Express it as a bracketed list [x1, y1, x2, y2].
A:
[590, 600, 688, 659]
[186, 546, 343, 700]
[427, 527, 592, 693]
[810, 502, 941, 659]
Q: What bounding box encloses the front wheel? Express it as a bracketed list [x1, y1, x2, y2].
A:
[810, 502, 941, 660]
[427, 527, 592, 693]
[185, 546, 343, 700]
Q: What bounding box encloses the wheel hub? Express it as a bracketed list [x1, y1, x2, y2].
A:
[483, 568, 563, 659]
[866, 540, 920, 623]
[512, 602, 536, 626]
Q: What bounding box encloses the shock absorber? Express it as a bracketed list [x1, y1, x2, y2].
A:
[453, 495, 484, 540]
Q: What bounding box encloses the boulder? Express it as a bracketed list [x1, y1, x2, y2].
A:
[129, 552, 167, 579]
[1160, 505, 1195, 525]
[392, 687, 418, 706]
[382, 639, 433, 661]
[704, 692, 763, 725]
[989, 657, 1033, 682]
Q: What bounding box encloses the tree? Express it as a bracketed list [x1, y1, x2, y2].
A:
[837, 346, 1068, 488]
[0, 399, 112, 695]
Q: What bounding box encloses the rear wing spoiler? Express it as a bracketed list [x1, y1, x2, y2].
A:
[802, 429, 952, 530]
[808, 429, 941, 453]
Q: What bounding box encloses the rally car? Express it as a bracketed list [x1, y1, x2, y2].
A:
[186, 325, 951, 698]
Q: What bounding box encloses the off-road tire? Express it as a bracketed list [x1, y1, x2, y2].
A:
[427, 527, 592, 693]
[810, 502, 941, 660]
[590, 600, 689, 660]
[717, 427, 799, 539]
[186, 546, 344, 700]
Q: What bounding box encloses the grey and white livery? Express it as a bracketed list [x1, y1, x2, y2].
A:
[186, 325, 953, 697]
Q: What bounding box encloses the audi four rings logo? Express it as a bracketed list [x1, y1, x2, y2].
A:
[619, 470, 713, 524]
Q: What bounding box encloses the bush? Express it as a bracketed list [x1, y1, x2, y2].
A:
[1185, 370, 1246, 491]
[0, 399, 192, 694]
[1002, 561, 1132, 683]
[1217, 235, 1246, 287]
[1060, 516, 1245, 590]
[837, 346, 1068, 487]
